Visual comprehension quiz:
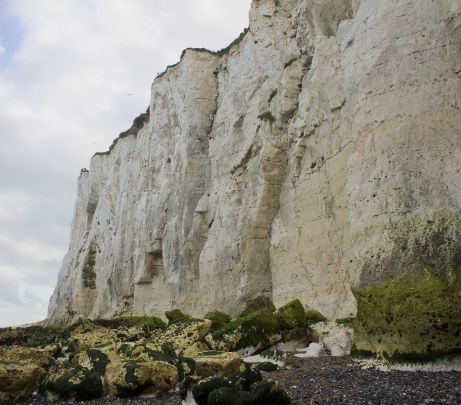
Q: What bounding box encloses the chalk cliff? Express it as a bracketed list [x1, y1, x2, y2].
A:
[49, 0, 461, 351]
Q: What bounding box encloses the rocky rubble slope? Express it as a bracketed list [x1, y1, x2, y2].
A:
[48, 0, 461, 360]
[0, 297, 330, 404]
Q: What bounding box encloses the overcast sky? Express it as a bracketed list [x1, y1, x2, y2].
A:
[0, 0, 251, 327]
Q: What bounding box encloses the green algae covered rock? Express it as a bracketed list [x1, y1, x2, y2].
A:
[116, 341, 195, 381]
[41, 364, 103, 401]
[165, 309, 192, 325]
[116, 342, 176, 363]
[205, 309, 282, 355]
[190, 377, 229, 405]
[71, 326, 120, 353]
[81, 347, 111, 374]
[104, 360, 178, 397]
[192, 351, 241, 378]
[276, 299, 305, 329]
[247, 380, 291, 404]
[228, 363, 262, 391]
[94, 316, 166, 331]
[0, 345, 57, 368]
[353, 268, 461, 361]
[159, 319, 212, 355]
[252, 362, 278, 372]
[0, 324, 70, 348]
[208, 387, 252, 405]
[304, 308, 327, 324]
[182, 361, 291, 405]
[208, 380, 291, 405]
[0, 360, 43, 403]
[239, 296, 276, 318]
[183, 341, 210, 357]
[181, 363, 261, 404]
[205, 311, 232, 331]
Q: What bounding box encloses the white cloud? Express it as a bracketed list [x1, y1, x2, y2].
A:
[0, 264, 54, 327]
[0, 0, 251, 327]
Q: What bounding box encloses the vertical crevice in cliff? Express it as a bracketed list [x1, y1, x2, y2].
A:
[180, 59, 221, 288]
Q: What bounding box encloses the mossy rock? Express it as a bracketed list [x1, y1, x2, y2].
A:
[252, 362, 278, 372]
[0, 361, 43, 402]
[178, 376, 196, 399]
[94, 316, 166, 331]
[73, 343, 119, 375]
[353, 268, 461, 361]
[207, 309, 282, 354]
[260, 350, 287, 363]
[304, 308, 327, 324]
[117, 342, 176, 364]
[205, 311, 232, 331]
[41, 364, 103, 401]
[183, 342, 210, 357]
[276, 299, 305, 329]
[208, 380, 291, 405]
[86, 348, 110, 374]
[228, 363, 262, 391]
[192, 351, 241, 378]
[239, 296, 276, 318]
[165, 309, 192, 325]
[191, 377, 229, 405]
[159, 319, 212, 355]
[0, 324, 70, 348]
[208, 387, 252, 405]
[186, 363, 261, 403]
[248, 380, 291, 404]
[116, 342, 192, 379]
[187, 363, 290, 405]
[0, 346, 57, 369]
[71, 327, 119, 353]
[281, 326, 308, 344]
[105, 360, 150, 397]
[68, 319, 97, 335]
[104, 359, 178, 397]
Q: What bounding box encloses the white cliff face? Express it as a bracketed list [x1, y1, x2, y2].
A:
[49, 0, 461, 323]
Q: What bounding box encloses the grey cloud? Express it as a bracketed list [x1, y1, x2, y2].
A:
[0, 0, 251, 326]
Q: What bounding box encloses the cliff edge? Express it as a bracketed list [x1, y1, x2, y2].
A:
[49, 0, 461, 358]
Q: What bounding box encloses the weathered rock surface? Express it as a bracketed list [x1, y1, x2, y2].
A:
[310, 321, 354, 357]
[42, 364, 103, 401]
[192, 351, 241, 378]
[48, 0, 461, 358]
[104, 360, 178, 397]
[0, 361, 43, 402]
[0, 303, 302, 403]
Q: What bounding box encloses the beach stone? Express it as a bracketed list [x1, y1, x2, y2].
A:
[205, 309, 282, 356]
[158, 319, 212, 355]
[276, 299, 306, 329]
[41, 364, 103, 401]
[104, 360, 178, 397]
[208, 380, 291, 405]
[0, 345, 56, 366]
[183, 342, 210, 358]
[192, 351, 241, 378]
[0, 361, 43, 402]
